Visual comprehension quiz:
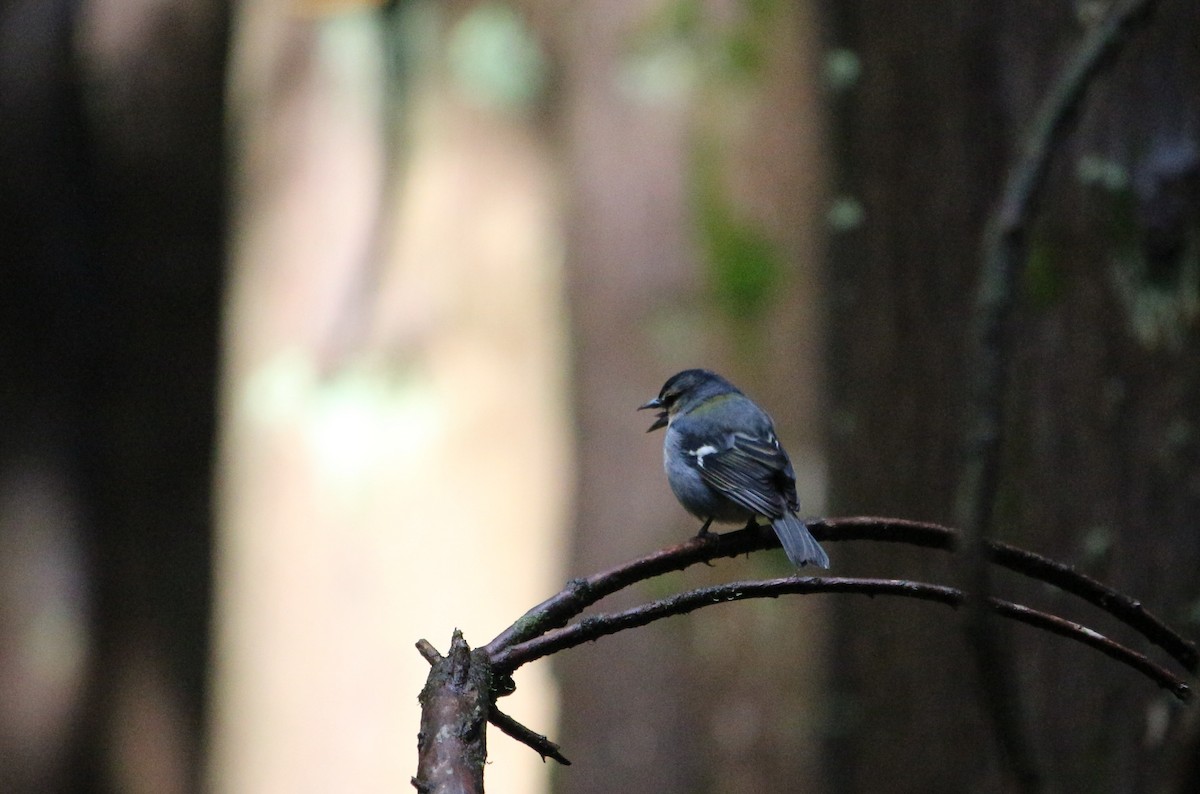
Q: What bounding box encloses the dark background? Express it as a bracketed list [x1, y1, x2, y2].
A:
[1, 1, 1198, 792]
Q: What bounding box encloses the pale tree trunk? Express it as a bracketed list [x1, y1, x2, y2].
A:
[551, 2, 705, 789]
[548, 1, 830, 791]
[213, 2, 565, 792]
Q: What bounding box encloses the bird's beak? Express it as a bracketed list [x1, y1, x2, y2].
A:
[638, 397, 668, 432]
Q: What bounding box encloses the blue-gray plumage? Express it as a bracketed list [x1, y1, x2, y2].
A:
[639, 369, 830, 568]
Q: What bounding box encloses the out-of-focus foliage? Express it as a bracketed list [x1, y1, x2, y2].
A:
[823, 48, 861, 94]
[630, 0, 798, 322]
[693, 144, 781, 320]
[641, 0, 783, 80]
[1023, 236, 1066, 310]
[1076, 146, 1200, 350]
[447, 2, 547, 111]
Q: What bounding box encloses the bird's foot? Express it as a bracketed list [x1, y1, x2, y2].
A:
[740, 518, 761, 560]
[695, 518, 718, 566]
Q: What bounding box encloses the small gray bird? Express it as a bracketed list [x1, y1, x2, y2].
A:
[639, 369, 830, 568]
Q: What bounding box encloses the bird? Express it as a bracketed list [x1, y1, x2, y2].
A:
[639, 369, 830, 568]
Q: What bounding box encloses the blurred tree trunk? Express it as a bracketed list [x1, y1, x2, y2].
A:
[822, 2, 1200, 791]
[550, 2, 705, 789]
[548, 1, 829, 791]
[215, 2, 565, 792]
[73, 2, 229, 791]
[0, 0, 228, 791]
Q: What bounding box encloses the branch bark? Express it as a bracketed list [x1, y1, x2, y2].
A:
[486, 575, 1191, 702]
[417, 516, 1197, 786]
[413, 631, 490, 794]
[485, 517, 1197, 673]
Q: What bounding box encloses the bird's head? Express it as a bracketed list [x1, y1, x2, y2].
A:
[638, 369, 739, 432]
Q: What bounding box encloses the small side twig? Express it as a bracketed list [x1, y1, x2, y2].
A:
[486, 576, 1192, 702]
[489, 706, 572, 766]
[416, 638, 443, 665]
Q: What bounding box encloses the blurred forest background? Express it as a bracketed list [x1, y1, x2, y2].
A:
[2, 0, 1199, 792]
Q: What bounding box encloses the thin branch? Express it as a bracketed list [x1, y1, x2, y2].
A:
[482, 532, 738, 656]
[828, 517, 1199, 673]
[488, 706, 571, 766]
[487, 576, 1192, 702]
[484, 517, 1198, 676]
[958, 0, 1168, 536]
[415, 638, 443, 665]
[985, 538, 1199, 672]
[427, 517, 1196, 775]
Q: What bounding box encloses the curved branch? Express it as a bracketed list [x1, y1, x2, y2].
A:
[958, 0, 1168, 536]
[827, 517, 1199, 673]
[487, 576, 1192, 702]
[482, 530, 747, 656]
[484, 517, 1198, 675]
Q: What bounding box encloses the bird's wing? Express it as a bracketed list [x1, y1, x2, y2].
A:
[690, 431, 797, 519]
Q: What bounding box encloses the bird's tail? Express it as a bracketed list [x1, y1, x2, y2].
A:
[771, 514, 830, 569]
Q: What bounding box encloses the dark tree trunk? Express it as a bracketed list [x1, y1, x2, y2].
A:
[822, 1, 1200, 791]
[0, 1, 229, 790]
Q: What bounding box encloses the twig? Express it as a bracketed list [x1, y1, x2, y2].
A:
[985, 538, 1198, 672]
[483, 517, 1198, 676]
[958, 2, 1168, 533]
[486, 576, 1192, 702]
[825, 517, 1198, 673]
[426, 517, 1195, 775]
[415, 638, 443, 665]
[482, 533, 738, 656]
[488, 706, 572, 766]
